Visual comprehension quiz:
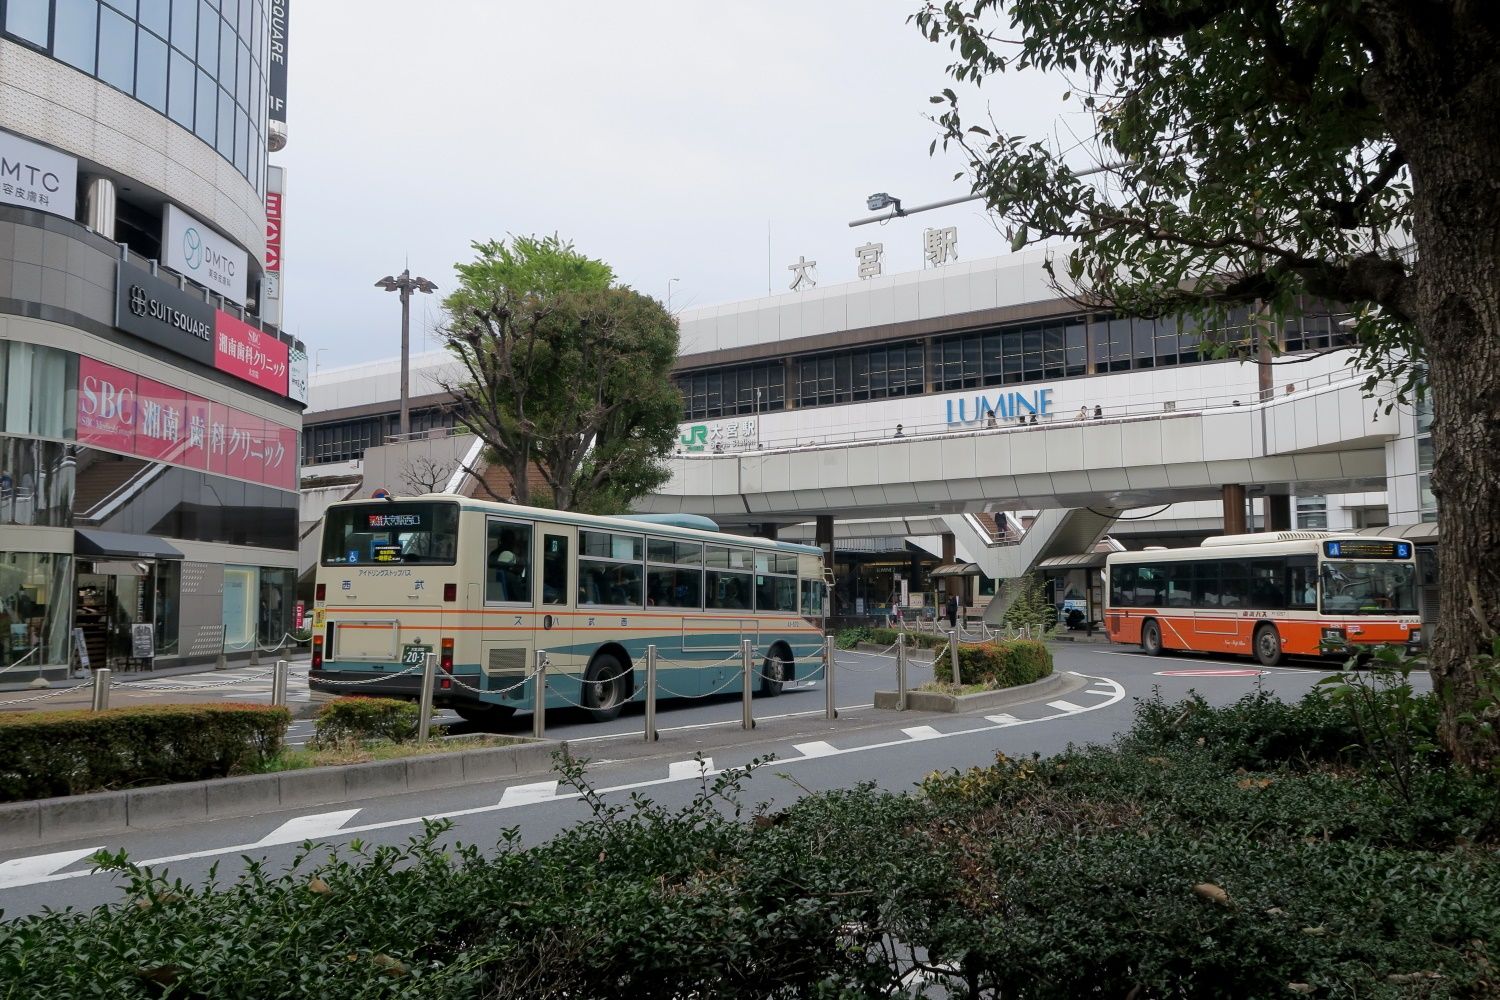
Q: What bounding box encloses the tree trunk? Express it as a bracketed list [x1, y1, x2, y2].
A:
[1373, 10, 1500, 769]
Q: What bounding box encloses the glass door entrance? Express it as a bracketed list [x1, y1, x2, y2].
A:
[75, 562, 155, 671]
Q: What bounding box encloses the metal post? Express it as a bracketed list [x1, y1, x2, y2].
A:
[740, 638, 755, 731]
[824, 634, 837, 720]
[948, 629, 961, 686]
[896, 633, 908, 711]
[271, 659, 289, 707]
[90, 667, 112, 712]
[399, 283, 411, 438]
[417, 653, 436, 744]
[644, 644, 658, 743]
[532, 650, 548, 740]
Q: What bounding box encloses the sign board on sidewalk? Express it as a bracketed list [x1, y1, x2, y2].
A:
[71, 627, 90, 670]
[131, 623, 155, 659]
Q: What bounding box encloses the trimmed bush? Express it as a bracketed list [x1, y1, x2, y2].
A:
[834, 626, 872, 650]
[951, 639, 1053, 687]
[0, 704, 289, 802]
[313, 696, 422, 747]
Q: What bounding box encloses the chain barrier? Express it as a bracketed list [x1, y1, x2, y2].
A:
[221, 632, 309, 655]
[0, 647, 41, 681]
[112, 668, 279, 693]
[0, 684, 82, 708]
[651, 666, 751, 701]
[312, 665, 422, 688]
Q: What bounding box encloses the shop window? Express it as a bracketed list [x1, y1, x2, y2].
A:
[258, 567, 293, 649]
[0, 551, 72, 669]
[222, 565, 257, 652]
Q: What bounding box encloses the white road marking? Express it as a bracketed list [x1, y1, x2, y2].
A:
[498, 780, 559, 807]
[255, 809, 362, 847]
[0, 672, 1130, 891]
[984, 713, 1021, 726]
[901, 725, 942, 740]
[792, 741, 837, 758]
[0, 848, 103, 888]
[668, 759, 713, 780]
[1047, 700, 1088, 713]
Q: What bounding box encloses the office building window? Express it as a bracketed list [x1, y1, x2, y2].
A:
[1296, 494, 1328, 530]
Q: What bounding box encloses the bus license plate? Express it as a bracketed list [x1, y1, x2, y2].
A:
[400, 644, 432, 667]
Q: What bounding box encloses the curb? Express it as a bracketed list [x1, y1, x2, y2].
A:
[0, 739, 563, 851]
[872, 670, 1080, 713]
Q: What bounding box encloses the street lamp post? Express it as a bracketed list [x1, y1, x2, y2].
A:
[667, 277, 680, 313]
[375, 269, 438, 438]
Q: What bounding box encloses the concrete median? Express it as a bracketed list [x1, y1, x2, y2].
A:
[0, 738, 562, 851]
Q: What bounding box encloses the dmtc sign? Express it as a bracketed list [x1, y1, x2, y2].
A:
[945, 387, 1055, 425]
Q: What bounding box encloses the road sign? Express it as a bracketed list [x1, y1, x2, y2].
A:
[370, 488, 390, 499]
[1154, 668, 1266, 677]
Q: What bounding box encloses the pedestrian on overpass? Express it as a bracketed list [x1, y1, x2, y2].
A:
[894, 423, 905, 438]
[1093, 404, 1103, 419]
[986, 409, 997, 428]
[1077, 404, 1089, 421]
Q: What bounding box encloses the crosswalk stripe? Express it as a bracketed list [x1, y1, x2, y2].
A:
[792, 741, 837, 758]
[985, 713, 1021, 726]
[0, 848, 103, 889]
[255, 809, 361, 847]
[499, 780, 558, 807]
[901, 725, 942, 740]
[668, 759, 713, 780]
[1047, 700, 1088, 713]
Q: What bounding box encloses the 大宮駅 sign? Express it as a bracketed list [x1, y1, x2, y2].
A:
[114, 263, 217, 366]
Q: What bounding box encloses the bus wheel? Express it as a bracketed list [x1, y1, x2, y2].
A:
[582, 653, 629, 722]
[454, 705, 516, 728]
[1254, 625, 1284, 667]
[760, 647, 789, 697]
[1141, 620, 1164, 656]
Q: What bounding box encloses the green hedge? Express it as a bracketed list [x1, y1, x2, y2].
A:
[950, 639, 1053, 687]
[0, 704, 289, 802]
[313, 697, 422, 747]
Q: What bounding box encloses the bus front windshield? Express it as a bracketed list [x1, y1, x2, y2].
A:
[321, 502, 459, 566]
[1319, 561, 1418, 615]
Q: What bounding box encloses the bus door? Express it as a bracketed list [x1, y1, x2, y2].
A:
[479, 516, 543, 709]
[534, 525, 576, 688]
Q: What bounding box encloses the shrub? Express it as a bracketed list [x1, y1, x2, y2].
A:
[1002, 573, 1058, 633]
[833, 626, 872, 650]
[950, 639, 1053, 687]
[313, 696, 422, 746]
[0, 704, 289, 802]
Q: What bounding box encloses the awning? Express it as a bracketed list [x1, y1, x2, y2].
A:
[74, 529, 184, 561]
[1037, 551, 1110, 570]
[930, 562, 982, 578]
[1351, 523, 1440, 543]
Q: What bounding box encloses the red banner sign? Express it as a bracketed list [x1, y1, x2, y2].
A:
[265, 191, 282, 272]
[215, 310, 289, 395]
[74, 357, 297, 491]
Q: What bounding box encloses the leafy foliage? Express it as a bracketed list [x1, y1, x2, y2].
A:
[313, 697, 423, 748]
[951, 639, 1052, 687]
[0, 704, 289, 801]
[439, 235, 682, 513]
[1001, 573, 1057, 633]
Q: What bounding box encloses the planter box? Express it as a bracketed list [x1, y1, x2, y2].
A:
[873, 671, 1080, 713]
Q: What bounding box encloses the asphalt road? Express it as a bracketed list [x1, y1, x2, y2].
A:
[0, 640, 1419, 917]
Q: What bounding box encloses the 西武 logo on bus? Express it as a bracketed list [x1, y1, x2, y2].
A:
[367, 513, 421, 528]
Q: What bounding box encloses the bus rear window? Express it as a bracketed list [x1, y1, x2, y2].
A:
[321, 502, 459, 566]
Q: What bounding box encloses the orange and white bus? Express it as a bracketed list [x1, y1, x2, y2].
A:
[1104, 533, 1423, 666]
[308, 496, 828, 723]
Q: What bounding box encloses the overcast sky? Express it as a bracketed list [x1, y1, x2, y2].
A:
[281, 1, 1074, 369]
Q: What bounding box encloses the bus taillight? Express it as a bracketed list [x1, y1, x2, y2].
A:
[440, 637, 454, 673]
[315, 583, 326, 600]
[443, 583, 457, 602]
[312, 634, 323, 670]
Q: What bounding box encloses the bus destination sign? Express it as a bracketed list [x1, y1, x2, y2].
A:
[1324, 539, 1412, 560]
[367, 513, 423, 530]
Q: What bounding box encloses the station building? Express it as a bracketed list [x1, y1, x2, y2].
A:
[0, 0, 305, 679]
[299, 247, 1438, 624]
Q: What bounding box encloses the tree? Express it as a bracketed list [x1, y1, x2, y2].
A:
[438, 235, 682, 514]
[398, 455, 455, 495]
[914, 2, 1500, 767]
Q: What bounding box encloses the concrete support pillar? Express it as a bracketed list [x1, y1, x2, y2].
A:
[941, 532, 956, 564]
[815, 515, 834, 577]
[1222, 484, 1247, 535]
[86, 176, 116, 239]
[757, 523, 779, 540]
[1267, 494, 1292, 532]
[783, 358, 798, 409]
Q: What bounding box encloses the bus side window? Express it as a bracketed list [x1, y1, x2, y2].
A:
[543, 534, 568, 606]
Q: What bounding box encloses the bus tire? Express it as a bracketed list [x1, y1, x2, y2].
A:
[1141, 619, 1164, 656]
[454, 705, 516, 728]
[760, 645, 791, 697]
[582, 653, 630, 722]
[1254, 624, 1284, 667]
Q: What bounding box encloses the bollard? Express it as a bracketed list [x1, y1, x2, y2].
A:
[532, 650, 548, 740]
[740, 638, 755, 731]
[90, 667, 112, 712]
[896, 633, 908, 711]
[644, 644, 659, 742]
[417, 653, 437, 744]
[824, 634, 837, 720]
[271, 658, 289, 707]
[948, 630, 961, 686]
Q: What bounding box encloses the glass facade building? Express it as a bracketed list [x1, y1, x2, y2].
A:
[2, 0, 271, 194]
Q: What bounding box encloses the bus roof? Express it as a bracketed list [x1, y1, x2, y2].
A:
[1107, 533, 1417, 563]
[332, 494, 825, 558]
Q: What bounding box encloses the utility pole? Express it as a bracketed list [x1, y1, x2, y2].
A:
[375, 269, 438, 438]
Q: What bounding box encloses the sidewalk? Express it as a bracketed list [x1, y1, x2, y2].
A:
[0, 654, 311, 715]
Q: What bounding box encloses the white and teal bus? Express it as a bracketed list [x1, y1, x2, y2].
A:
[308, 496, 828, 723]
